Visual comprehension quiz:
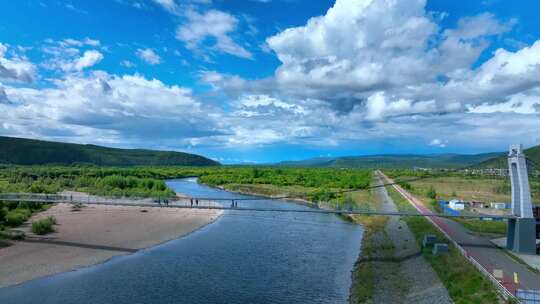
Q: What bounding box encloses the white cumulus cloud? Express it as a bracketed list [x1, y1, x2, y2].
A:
[136, 48, 161, 65]
[152, 0, 180, 14]
[60, 50, 104, 72]
[1, 72, 223, 147]
[176, 9, 252, 59]
[0, 43, 36, 83]
[429, 138, 448, 148]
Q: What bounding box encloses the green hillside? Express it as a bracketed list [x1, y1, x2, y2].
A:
[278, 153, 503, 169]
[0, 136, 219, 166]
[475, 145, 540, 169]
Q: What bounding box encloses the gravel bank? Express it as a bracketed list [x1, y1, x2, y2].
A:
[354, 174, 452, 304]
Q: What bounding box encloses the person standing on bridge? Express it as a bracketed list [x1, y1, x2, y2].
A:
[190, 198, 193, 207]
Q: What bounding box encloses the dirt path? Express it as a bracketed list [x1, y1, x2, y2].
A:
[0, 203, 222, 288]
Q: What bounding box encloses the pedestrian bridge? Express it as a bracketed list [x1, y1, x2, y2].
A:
[0, 192, 516, 220]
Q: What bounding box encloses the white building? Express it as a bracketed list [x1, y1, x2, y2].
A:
[449, 199, 465, 210]
[490, 202, 508, 210]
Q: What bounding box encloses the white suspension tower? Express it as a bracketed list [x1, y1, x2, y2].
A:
[506, 144, 537, 254]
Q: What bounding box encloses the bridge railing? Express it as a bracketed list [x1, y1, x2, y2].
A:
[0, 192, 518, 219]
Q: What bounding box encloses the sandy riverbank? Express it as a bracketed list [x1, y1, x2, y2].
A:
[0, 203, 222, 288]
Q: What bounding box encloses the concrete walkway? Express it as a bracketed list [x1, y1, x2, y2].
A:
[381, 172, 540, 294]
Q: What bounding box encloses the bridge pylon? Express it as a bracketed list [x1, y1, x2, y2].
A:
[506, 144, 537, 254]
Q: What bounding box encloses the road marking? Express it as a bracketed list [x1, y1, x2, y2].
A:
[493, 269, 504, 280]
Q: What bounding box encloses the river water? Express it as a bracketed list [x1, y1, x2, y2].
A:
[0, 178, 363, 304]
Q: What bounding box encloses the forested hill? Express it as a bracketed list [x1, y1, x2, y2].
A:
[475, 145, 540, 169]
[278, 153, 503, 169]
[0, 136, 219, 166]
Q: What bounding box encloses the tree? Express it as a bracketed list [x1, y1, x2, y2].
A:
[427, 186, 437, 199]
[0, 205, 6, 223]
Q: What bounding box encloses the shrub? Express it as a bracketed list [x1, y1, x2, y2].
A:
[13, 208, 31, 219]
[31, 218, 55, 235]
[400, 182, 413, 191]
[427, 186, 437, 199]
[431, 199, 442, 213]
[0, 207, 7, 223]
[28, 182, 47, 193]
[5, 201, 19, 211]
[47, 215, 57, 225]
[5, 210, 29, 226]
[18, 201, 43, 211]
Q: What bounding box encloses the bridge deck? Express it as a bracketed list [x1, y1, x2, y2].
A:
[0, 194, 515, 220]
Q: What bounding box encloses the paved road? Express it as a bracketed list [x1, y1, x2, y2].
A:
[380, 171, 540, 294]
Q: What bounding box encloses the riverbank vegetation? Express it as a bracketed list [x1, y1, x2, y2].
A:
[349, 214, 391, 303]
[0, 165, 186, 198]
[346, 180, 394, 303]
[31, 216, 57, 235]
[0, 201, 53, 245]
[199, 167, 372, 206]
[0, 165, 372, 204]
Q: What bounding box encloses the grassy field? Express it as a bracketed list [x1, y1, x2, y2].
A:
[384, 172, 540, 235]
[393, 174, 540, 205]
[453, 218, 507, 235]
[386, 185, 502, 303]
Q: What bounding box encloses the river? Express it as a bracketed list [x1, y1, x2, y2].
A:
[0, 178, 363, 304]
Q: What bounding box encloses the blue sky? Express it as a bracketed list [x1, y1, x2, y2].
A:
[1, 0, 540, 163]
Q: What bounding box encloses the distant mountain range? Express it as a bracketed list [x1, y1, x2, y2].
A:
[0, 136, 219, 166]
[277, 153, 506, 169]
[475, 145, 540, 169]
[2, 135, 539, 169]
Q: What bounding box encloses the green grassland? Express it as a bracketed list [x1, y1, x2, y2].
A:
[453, 218, 507, 235]
[385, 170, 539, 204]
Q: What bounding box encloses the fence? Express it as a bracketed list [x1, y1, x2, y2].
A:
[517, 289, 540, 303]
